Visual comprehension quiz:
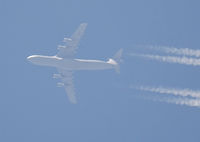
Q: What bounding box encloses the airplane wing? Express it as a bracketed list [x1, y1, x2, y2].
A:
[57, 69, 77, 104]
[57, 23, 87, 58]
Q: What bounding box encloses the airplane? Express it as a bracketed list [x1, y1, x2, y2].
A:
[27, 23, 123, 104]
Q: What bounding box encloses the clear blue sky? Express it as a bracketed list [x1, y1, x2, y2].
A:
[1, 0, 200, 142]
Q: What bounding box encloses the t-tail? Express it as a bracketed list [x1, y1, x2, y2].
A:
[111, 49, 123, 73]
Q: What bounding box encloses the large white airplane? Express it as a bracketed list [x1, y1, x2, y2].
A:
[27, 23, 123, 104]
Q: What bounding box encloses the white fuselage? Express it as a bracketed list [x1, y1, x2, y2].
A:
[27, 55, 117, 70]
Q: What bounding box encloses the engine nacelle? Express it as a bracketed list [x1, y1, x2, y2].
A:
[57, 82, 64, 87]
[63, 38, 72, 42]
[53, 74, 62, 79]
[57, 45, 66, 50]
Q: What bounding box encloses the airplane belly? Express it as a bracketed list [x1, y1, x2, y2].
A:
[59, 59, 114, 70]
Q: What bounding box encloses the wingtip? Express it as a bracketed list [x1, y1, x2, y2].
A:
[80, 23, 88, 26]
[71, 100, 77, 104]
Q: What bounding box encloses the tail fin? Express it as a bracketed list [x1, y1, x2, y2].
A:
[113, 49, 123, 73]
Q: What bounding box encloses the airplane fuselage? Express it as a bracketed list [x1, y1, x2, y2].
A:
[27, 55, 117, 70]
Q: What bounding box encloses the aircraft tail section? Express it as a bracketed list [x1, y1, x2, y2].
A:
[113, 49, 123, 63]
[113, 49, 123, 73]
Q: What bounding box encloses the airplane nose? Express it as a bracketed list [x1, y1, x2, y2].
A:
[27, 56, 31, 60]
[27, 56, 33, 61]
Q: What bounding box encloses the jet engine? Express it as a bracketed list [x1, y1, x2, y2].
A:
[57, 82, 64, 87]
[57, 45, 66, 50]
[53, 74, 62, 79]
[63, 38, 72, 42]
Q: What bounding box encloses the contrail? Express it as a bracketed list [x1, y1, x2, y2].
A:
[164, 97, 200, 107]
[147, 95, 200, 107]
[149, 46, 200, 57]
[130, 53, 200, 66]
[129, 46, 200, 107]
[132, 85, 200, 107]
[137, 86, 200, 98]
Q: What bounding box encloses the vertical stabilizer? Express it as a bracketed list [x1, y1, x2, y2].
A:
[113, 49, 123, 73]
[113, 48, 123, 63]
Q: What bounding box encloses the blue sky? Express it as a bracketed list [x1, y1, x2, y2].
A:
[2, 0, 200, 141]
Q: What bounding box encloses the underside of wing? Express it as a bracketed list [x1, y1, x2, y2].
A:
[64, 80, 77, 104]
[57, 23, 87, 58]
[57, 69, 77, 104]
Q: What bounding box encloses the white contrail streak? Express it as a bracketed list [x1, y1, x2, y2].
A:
[129, 45, 200, 107]
[137, 86, 200, 98]
[132, 85, 200, 107]
[164, 98, 200, 107]
[150, 46, 200, 57]
[149, 96, 200, 107]
[130, 53, 200, 66]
